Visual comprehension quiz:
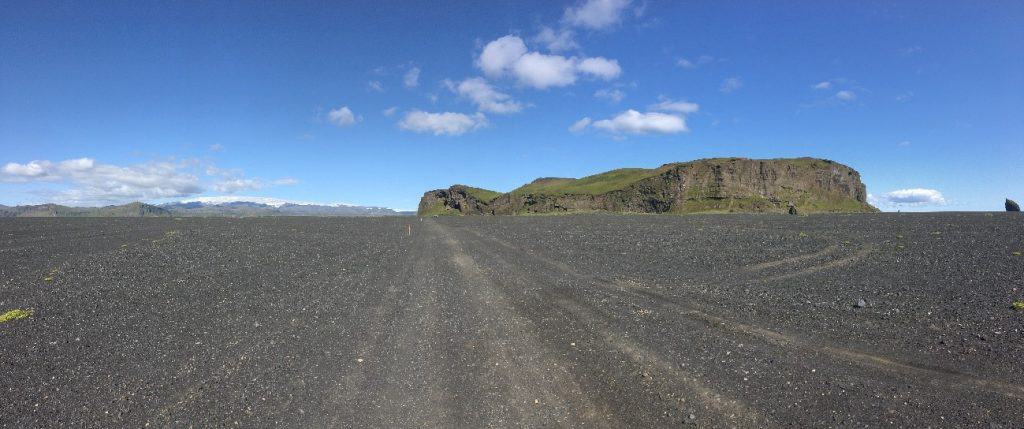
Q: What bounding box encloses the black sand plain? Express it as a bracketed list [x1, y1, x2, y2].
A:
[1, 213, 1022, 427]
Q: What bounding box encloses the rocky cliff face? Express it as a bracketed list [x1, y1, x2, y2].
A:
[418, 185, 496, 216]
[418, 157, 877, 216]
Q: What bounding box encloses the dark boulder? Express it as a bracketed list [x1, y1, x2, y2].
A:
[788, 202, 799, 216]
[1007, 199, 1020, 212]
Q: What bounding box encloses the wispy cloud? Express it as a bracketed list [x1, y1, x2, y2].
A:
[213, 178, 262, 194]
[534, 26, 579, 52]
[398, 110, 488, 136]
[446, 77, 523, 114]
[719, 77, 742, 93]
[569, 117, 592, 133]
[676, 55, 714, 69]
[594, 88, 626, 103]
[563, 0, 633, 30]
[835, 90, 856, 101]
[648, 98, 699, 114]
[327, 106, 361, 127]
[403, 67, 420, 88]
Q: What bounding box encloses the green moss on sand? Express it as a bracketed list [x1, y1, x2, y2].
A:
[0, 309, 33, 323]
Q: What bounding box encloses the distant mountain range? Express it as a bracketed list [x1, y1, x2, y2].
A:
[0, 200, 411, 218]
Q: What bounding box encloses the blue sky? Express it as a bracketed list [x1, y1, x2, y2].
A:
[1, 0, 1021, 211]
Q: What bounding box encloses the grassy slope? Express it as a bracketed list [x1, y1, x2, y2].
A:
[461, 186, 503, 202]
[510, 168, 666, 196]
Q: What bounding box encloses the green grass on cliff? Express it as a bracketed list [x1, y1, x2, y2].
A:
[511, 167, 665, 196]
[461, 186, 502, 202]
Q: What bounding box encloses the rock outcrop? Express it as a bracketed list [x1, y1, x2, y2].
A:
[418, 157, 877, 216]
[1008, 199, 1021, 212]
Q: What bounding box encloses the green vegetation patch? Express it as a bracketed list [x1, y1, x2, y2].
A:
[1013, 301, 1024, 311]
[461, 186, 502, 202]
[0, 308, 33, 323]
[419, 202, 456, 216]
[511, 167, 663, 196]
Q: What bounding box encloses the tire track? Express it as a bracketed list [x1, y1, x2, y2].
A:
[745, 244, 839, 271]
[428, 221, 614, 428]
[439, 221, 770, 427]
[456, 225, 1024, 402]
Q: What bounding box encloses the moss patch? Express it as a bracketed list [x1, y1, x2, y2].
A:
[0, 308, 33, 323]
[43, 268, 58, 282]
[1013, 301, 1024, 311]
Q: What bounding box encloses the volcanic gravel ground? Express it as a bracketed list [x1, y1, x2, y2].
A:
[0, 213, 1022, 427]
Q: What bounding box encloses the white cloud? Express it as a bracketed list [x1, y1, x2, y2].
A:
[214, 178, 263, 194]
[594, 88, 625, 103]
[563, 0, 632, 29]
[367, 80, 385, 92]
[649, 99, 699, 114]
[835, 90, 856, 101]
[897, 140, 912, 147]
[58, 158, 96, 171]
[534, 27, 579, 52]
[577, 57, 622, 80]
[476, 35, 623, 89]
[881, 188, 946, 205]
[209, 143, 225, 152]
[720, 77, 743, 93]
[477, 35, 529, 78]
[382, 106, 398, 117]
[813, 81, 832, 90]
[2, 157, 203, 204]
[676, 55, 714, 69]
[398, 110, 488, 136]
[590, 109, 687, 134]
[273, 177, 299, 186]
[511, 52, 579, 89]
[447, 77, 522, 114]
[3, 160, 55, 179]
[569, 117, 592, 133]
[404, 67, 420, 88]
[327, 106, 360, 127]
